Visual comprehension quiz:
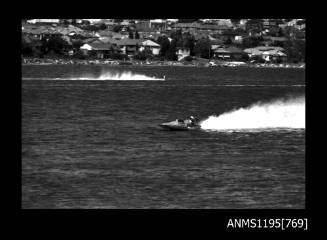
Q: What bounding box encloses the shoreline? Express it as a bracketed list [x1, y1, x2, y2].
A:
[21, 57, 305, 69]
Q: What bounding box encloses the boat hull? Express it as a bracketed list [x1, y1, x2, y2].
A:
[159, 122, 199, 131]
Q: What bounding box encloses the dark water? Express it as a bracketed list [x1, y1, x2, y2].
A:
[22, 65, 305, 209]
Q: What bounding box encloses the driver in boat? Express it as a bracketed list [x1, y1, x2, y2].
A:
[185, 116, 196, 126]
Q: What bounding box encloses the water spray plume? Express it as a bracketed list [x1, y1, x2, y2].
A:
[23, 71, 165, 81]
[200, 97, 305, 131]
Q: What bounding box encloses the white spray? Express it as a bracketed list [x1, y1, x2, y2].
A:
[84, 70, 165, 80]
[23, 71, 165, 81]
[200, 96, 305, 131]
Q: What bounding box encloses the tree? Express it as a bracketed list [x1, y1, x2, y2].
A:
[72, 50, 86, 59]
[230, 19, 241, 25]
[72, 39, 84, 51]
[165, 39, 177, 60]
[224, 38, 232, 45]
[112, 25, 123, 33]
[80, 24, 100, 32]
[21, 39, 33, 56]
[135, 31, 140, 39]
[193, 37, 212, 59]
[283, 39, 305, 63]
[178, 19, 199, 23]
[170, 30, 182, 41]
[157, 35, 171, 57]
[184, 56, 193, 61]
[99, 23, 107, 30]
[181, 32, 195, 55]
[45, 35, 69, 55]
[128, 30, 134, 39]
[241, 36, 262, 48]
[241, 53, 249, 61]
[133, 51, 147, 61]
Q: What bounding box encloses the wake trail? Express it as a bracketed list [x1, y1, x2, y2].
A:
[200, 96, 305, 131]
[22, 70, 165, 81]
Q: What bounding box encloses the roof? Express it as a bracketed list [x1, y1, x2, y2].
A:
[173, 23, 231, 31]
[97, 30, 125, 39]
[173, 23, 199, 28]
[214, 48, 230, 53]
[200, 24, 230, 30]
[244, 46, 286, 56]
[22, 25, 84, 36]
[263, 36, 288, 42]
[255, 46, 284, 51]
[81, 42, 116, 50]
[225, 46, 244, 53]
[262, 50, 287, 56]
[210, 38, 224, 45]
[115, 38, 143, 46]
[141, 39, 160, 47]
[83, 37, 100, 43]
[213, 47, 243, 54]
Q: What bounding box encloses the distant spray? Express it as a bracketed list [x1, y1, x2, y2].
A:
[23, 71, 165, 81]
[95, 71, 165, 80]
[200, 96, 305, 131]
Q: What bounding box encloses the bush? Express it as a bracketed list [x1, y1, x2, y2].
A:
[107, 52, 129, 60]
[241, 54, 250, 61]
[184, 56, 193, 61]
[22, 42, 33, 56]
[133, 51, 147, 61]
[72, 50, 86, 59]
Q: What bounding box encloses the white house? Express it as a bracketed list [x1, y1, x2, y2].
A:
[139, 40, 161, 55]
[80, 42, 118, 58]
[244, 46, 287, 62]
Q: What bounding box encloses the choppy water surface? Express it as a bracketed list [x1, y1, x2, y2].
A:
[22, 65, 305, 208]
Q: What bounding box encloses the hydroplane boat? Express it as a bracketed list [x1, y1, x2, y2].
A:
[159, 116, 200, 130]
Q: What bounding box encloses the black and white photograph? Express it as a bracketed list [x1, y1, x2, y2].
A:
[21, 18, 305, 210]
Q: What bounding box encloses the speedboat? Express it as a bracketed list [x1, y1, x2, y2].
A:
[159, 116, 200, 130]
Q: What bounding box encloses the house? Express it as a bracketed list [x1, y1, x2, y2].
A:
[22, 25, 61, 39]
[96, 19, 115, 27]
[80, 42, 119, 58]
[53, 25, 84, 36]
[213, 46, 244, 60]
[209, 38, 224, 50]
[139, 40, 161, 55]
[135, 21, 152, 32]
[220, 29, 238, 42]
[171, 23, 231, 34]
[200, 24, 230, 34]
[176, 47, 190, 61]
[285, 19, 305, 31]
[263, 19, 280, 30]
[149, 19, 167, 31]
[262, 49, 286, 62]
[22, 35, 43, 55]
[234, 35, 244, 44]
[244, 46, 287, 62]
[262, 36, 288, 46]
[96, 30, 127, 40]
[171, 23, 199, 32]
[167, 19, 178, 24]
[106, 38, 143, 55]
[120, 20, 132, 26]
